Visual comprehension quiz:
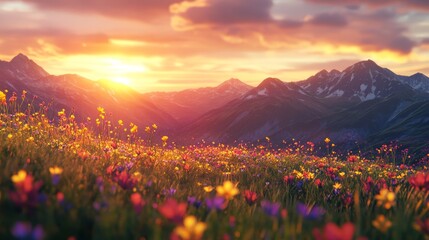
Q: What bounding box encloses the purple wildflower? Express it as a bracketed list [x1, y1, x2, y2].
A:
[187, 196, 202, 208]
[11, 222, 44, 240]
[261, 200, 280, 217]
[206, 196, 226, 211]
[296, 203, 325, 220]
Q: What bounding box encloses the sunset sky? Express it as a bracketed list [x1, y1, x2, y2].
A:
[1, 0, 429, 92]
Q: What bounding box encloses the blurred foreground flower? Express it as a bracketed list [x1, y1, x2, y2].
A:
[158, 199, 187, 223]
[409, 172, 429, 191]
[375, 188, 395, 209]
[261, 200, 280, 217]
[414, 218, 429, 238]
[313, 222, 355, 240]
[49, 166, 63, 185]
[297, 203, 325, 220]
[187, 196, 202, 208]
[11, 222, 44, 240]
[9, 170, 43, 208]
[173, 216, 206, 240]
[130, 193, 145, 214]
[12, 170, 27, 184]
[206, 196, 227, 211]
[372, 215, 392, 233]
[216, 181, 239, 200]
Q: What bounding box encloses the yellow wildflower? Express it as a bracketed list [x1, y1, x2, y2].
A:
[216, 181, 239, 200]
[12, 170, 27, 183]
[375, 189, 395, 209]
[333, 182, 342, 190]
[203, 186, 214, 192]
[97, 107, 105, 115]
[162, 136, 169, 142]
[174, 215, 207, 240]
[58, 109, 65, 117]
[0, 90, 6, 104]
[372, 215, 392, 233]
[130, 123, 138, 133]
[49, 166, 63, 175]
[324, 137, 331, 144]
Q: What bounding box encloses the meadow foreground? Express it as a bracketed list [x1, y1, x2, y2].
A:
[1, 94, 429, 240]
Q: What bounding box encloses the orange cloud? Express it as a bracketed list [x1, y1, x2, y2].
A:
[17, 0, 181, 21]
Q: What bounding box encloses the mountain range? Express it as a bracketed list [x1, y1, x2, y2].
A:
[1, 54, 429, 154]
[180, 60, 429, 154]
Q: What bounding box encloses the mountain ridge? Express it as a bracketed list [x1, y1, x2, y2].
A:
[1, 54, 429, 154]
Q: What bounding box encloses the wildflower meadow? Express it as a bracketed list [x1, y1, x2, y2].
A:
[1, 90, 429, 240]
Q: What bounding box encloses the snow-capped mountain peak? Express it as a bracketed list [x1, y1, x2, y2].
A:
[297, 59, 415, 102]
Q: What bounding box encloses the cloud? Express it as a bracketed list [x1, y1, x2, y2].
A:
[308, 12, 348, 27]
[305, 0, 429, 11]
[422, 38, 429, 45]
[179, 0, 272, 24]
[15, 0, 181, 21]
[176, 1, 416, 55]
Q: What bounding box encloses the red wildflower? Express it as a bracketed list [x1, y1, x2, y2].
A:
[347, 155, 359, 162]
[362, 176, 374, 194]
[409, 172, 429, 191]
[313, 222, 355, 240]
[314, 179, 324, 188]
[9, 171, 43, 209]
[130, 193, 145, 214]
[117, 171, 138, 190]
[183, 164, 191, 171]
[283, 175, 294, 184]
[244, 190, 258, 205]
[326, 167, 337, 179]
[158, 199, 187, 223]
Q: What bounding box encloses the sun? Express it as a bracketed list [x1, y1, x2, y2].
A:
[104, 58, 148, 86]
[112, 76, 132, 86]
